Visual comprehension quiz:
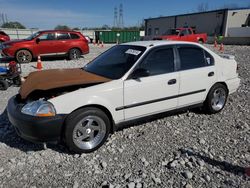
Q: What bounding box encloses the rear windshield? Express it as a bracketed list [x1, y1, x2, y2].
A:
[83, 45, 146, 79]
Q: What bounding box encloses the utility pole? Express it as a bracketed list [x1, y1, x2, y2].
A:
[118, 3, 124, 28]
[114, 6, 118, 28]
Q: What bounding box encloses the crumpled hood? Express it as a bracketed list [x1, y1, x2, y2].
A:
[19, 68, 111, 99]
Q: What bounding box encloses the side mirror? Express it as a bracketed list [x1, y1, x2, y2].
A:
[130, 68, 150, 79]
[36, 38, 40, 44]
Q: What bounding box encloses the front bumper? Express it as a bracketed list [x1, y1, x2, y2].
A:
[7, 96, 66, 143]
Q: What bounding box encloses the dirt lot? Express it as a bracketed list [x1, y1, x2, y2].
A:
[0, 44, 249, 188]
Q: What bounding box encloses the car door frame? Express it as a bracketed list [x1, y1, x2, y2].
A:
[174, 44, 217, 107]
[120, 45, 180, 121]
[55, 31, 71, 54]
[34, 32, 58, 56]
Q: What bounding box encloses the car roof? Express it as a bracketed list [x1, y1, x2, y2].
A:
[39, 30, 79, 33]
[121, 40, 200, 48]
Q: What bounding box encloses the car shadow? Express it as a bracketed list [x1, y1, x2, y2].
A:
[0, 108, 69, 154]
[179, 148, 246, 176]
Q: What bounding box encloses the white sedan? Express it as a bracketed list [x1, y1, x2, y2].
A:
[7, 41, 240, 153]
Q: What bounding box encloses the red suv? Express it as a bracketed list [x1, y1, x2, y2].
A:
[0, 31, 10, 44]
[0, 30, 89, 63]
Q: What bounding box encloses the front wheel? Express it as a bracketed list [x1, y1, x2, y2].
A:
[64, 107, 111, 153]
[68, 48, 81, 60]
[16, 50, 32, 63]
[204, 83, 228, 114]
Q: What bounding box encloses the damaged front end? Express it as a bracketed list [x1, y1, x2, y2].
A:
[16, 68, 111, 115]
[7, 68, 111, 143]
[17, 82, 103, 117]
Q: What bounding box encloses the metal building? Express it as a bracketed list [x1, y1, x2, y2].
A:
[145, 8, 250, 38]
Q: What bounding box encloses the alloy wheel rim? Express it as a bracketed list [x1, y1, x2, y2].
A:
[71, 50, 78, 59]
[18, 51, 31, 63]
[211, 88, 226, 111]
[73, 115, 106, 150]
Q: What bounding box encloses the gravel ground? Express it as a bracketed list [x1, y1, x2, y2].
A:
[0, 43, 249, 188]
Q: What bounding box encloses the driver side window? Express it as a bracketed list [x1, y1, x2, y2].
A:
[38, 33, 56, 41]
[139, 48, 175, 76]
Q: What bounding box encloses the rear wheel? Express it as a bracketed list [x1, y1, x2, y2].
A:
[68, 48, 81, 60]
[0, 79, 9, 90]
[204, 83, 228, 114]
[64, 107, 111, 153]
[16, 50, 32, 63]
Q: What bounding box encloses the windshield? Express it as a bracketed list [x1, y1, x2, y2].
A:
[83, 45, 146, 79]
[26, 31, 41, 40]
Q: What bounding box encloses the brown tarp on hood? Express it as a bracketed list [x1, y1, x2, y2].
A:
[19, 68, 111, 99]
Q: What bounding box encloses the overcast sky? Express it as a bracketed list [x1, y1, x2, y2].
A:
[0, 0, 249, 29]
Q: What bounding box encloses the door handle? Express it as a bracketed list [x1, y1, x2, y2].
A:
[208, 72, 214, 77]
[168, 79, 177, 85]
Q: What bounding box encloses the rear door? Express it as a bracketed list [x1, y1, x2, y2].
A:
[123, 46, 179, 120]
[55, 32, 71, 54]
[177, 45, 216, 107]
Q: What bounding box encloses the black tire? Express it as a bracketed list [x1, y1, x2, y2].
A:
[198, 39, 204, 44]
[68, 48, 81, 60]
[13, 76, 21, 86]
[204, 83, 228, 114]
[16, 49, 33, 63]
[0, 79, 9, 90]
[64, 107, 111, 153]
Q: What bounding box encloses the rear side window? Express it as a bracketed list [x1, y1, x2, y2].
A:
[178, 47, 206, 70]
[204, 50, 214, 66]
[57, 33, 70, 40]
[70, 33, 80, 39]
[140, 48, 175, 76]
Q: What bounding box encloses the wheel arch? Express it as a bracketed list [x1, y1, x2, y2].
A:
[198, 38, 204, 43]
[211, 82, 229, 93]
[204, 81, 229, 102]
[61, 104, 115, 138]
[68, 47, 83, 54]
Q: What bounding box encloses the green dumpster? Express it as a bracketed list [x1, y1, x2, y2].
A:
[95, 30, 140, 43]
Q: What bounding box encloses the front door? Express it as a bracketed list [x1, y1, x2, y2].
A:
[35, 32, 57, 56]
[123, 47, 179, 120]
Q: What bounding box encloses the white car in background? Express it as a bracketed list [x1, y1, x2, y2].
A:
[7, 41, 240, 153]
